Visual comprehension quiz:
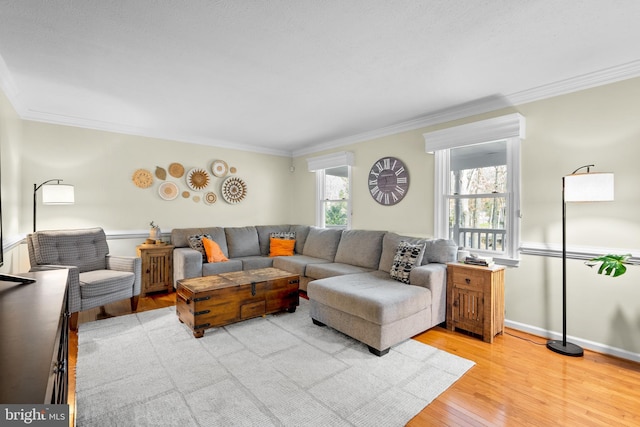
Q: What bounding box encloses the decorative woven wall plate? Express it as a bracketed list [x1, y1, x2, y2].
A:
[169, 162, 185, 178]
[158, 182, 178, 200]
[204, 192, 217, 205]
[186, 168, 210, 191]
[155, 166, 167, 180]
[132, 169, 153, 188]
[211, 160, 228, 177]
[221, 176, 247, 204]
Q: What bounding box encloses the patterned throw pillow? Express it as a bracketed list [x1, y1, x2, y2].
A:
[270, 231, 296, 240]
[187, 234, 213, 261]
[390, 241, 426, 284]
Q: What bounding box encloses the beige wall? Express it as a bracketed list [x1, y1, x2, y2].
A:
[290, 129, 436, 237]
[0, 89, 24, 274]
[20, 122, 294, 236]
[293, 77, 640, 358]
[1, 76, 639, 358]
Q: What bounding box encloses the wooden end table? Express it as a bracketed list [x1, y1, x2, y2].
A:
[446, 262, 506, 343]
[136, 243, 174, 295]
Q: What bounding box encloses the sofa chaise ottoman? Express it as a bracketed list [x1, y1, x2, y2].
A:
[307, 232, 456, 356]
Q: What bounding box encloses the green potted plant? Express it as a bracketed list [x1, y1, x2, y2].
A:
[585, 254, 632, 277]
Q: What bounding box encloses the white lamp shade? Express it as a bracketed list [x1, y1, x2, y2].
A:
[42, 184, 75, 204]
[564, 172, 614, 202]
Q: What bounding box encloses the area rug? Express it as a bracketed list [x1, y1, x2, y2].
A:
[76, 299, 474, 426]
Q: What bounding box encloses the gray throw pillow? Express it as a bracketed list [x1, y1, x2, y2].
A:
[423, 239, 458, 264]
[390, 241, 426, 284]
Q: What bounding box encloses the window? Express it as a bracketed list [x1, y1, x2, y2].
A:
[424, 114, 524, 265]
[306, 151, 354, 229]
[318, 166, 351, 228]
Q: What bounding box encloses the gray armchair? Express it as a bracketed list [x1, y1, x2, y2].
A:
[27, 227, 141, 330]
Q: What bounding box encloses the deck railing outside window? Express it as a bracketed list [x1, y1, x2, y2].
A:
[452, 227, 506, 252]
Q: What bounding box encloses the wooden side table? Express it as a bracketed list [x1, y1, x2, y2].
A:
[136, 243, 174, 295]
[446, 262, 506, 343]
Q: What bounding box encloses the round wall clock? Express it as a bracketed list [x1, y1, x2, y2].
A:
[368, 157, 409, 206]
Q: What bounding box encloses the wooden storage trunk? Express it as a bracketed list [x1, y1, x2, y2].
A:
[176, 267, 299, 338]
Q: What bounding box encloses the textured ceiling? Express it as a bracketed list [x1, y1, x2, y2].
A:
[1, 1, 640, 156]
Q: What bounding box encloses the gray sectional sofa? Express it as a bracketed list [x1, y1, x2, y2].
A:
[170, 225, 457, 355]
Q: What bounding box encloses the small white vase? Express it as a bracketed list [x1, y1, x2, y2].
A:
[149, 227, 161, 241]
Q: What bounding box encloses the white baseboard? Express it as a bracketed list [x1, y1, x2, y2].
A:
[505, 319, 640, 363]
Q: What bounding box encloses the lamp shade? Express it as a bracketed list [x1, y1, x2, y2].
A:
[42, 184, 75, 204]
[564, 172, 614, 202]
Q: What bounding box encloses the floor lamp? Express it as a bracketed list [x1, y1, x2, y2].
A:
[33, 179, 75, 232]
[546, 165, 614, 357]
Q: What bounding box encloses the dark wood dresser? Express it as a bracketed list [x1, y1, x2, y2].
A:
[0, 269, 70, 404]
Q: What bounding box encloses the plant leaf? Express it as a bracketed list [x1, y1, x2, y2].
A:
[585, 254, 632, 278]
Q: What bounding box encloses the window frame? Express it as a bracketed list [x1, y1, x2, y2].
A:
[306, 151, 354, 230]
[425, 114, 524, 266]
[315, 166, 352, 229]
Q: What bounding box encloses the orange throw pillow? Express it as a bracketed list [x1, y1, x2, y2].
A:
[269, 237, 296, 257]
[202, 237, 229, 263]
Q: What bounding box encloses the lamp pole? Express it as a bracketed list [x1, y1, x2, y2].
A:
[33, 179, 63, 232]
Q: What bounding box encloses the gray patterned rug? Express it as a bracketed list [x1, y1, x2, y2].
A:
[76, 299, 474, 426]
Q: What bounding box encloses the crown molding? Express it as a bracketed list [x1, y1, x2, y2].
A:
[18, 108, 293, 157]
[506, 59, 640, 106]
[297, 60, 640, 157]
[0, 54, 26, 113]
[4, 50, 640, 159]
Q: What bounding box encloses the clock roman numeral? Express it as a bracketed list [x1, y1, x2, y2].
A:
[370, 186, 380, 196]
[394, 166, 405, 176]
[376, 191, 384, 203]
[375, 161, 383, 172]
[369, 179, 378, 186]
[397, 177, 407, 184]
[395, 185, 405, 195]
[391, 192, 399, 202]
[383, 158, 391, 169]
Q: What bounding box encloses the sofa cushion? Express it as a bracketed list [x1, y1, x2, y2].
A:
[272, 255, 329, 277]
[225, 226, 261, 258]
[238, 256, 275, 270]
[302, 227, 342, 261]
[256, 225, 292, 256]
[202, 259, 243, 276]
[334, 229, 386, 269]
[171, 227, 228, 253]
[423, 239, 458, 264]
[390, 241, 426, 284]
[378, 232, 427, 273]
[308, 270, 430, 325]
[290, 225, 311, 254]
[79, 269, 135, 298]
[30, 227, 109, 273]
[305, 262, 373, 280]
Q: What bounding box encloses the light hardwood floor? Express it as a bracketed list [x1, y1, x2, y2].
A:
[69, 293, 640, 427]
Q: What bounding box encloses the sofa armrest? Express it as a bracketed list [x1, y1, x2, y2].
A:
[409, 263, 447, 325]
[173, 247, 204, 286]
[30, 264, 82, 314]
[107, 255, 142, 296]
